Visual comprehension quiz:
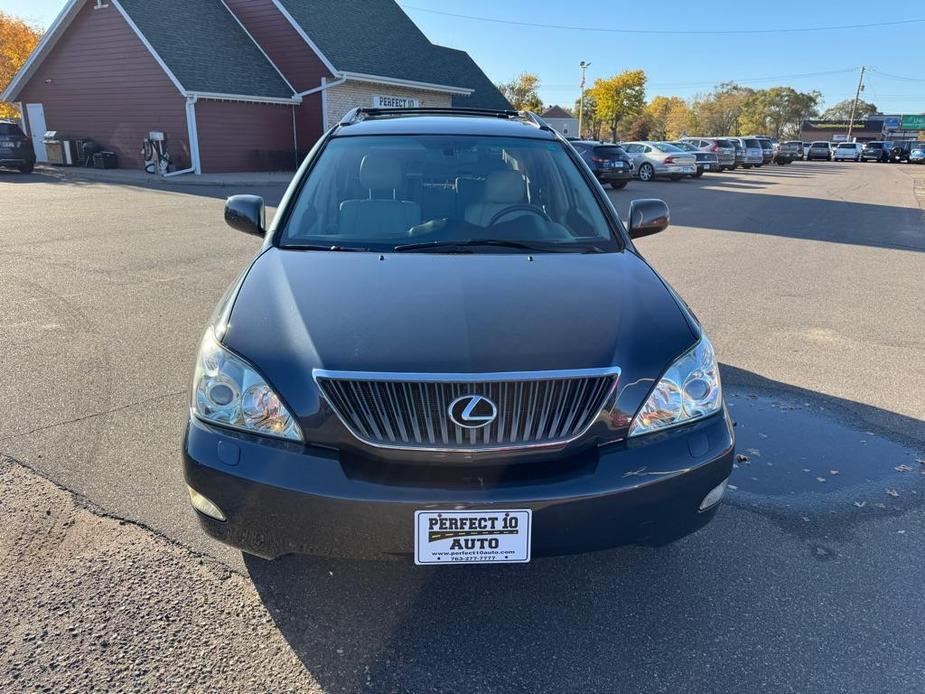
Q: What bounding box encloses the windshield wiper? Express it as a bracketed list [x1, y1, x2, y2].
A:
[393, 239, 603, 253]
[284, 243, 372, 252]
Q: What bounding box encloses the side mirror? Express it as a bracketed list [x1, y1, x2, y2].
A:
[627, 198, 670, 239]
[225, 195, 266, 236]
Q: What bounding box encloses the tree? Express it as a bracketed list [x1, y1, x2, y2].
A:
[575, 93, 603, 140]
[690, 83, 753, 136]
[739, 86, 821, 138]
[821, 98, 880, 120]
[587, 69, 647, 142]
[0, 11, 42, 119]
[497, 73, 543, 112]
[647, 95, 691, 140]
[623, 113, 655, 141]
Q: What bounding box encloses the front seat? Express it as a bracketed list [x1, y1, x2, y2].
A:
[339, 153, 421, 237]
[464, 170, 528, 227]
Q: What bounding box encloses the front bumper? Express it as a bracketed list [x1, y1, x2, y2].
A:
[183, 409, 735, 560]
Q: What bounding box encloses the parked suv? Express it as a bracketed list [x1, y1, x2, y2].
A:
[571, 140, 633, 189]
[775, 141, 801, 165]
[889, 141, 912, 163]
[861, 141, 893, 162]
[0, 121, 36, 173]
[833, 142, 863, 161]
[806, 141, 833, 161]
[182, 107, 734, 563]
[753, 137, 775, 164]
[728, 137, 764, 168]
[681, 137, 736, 170]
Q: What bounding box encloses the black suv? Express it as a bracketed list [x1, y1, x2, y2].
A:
[889, 141, 912, 163]
[182, 108, 734, 564]
[0, 121, 36, 174]
[861, 141, 893, 162]
[570, 140, 633, 189]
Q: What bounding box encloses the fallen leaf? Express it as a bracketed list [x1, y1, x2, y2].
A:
[758, 433, 768, 439]
[875, 503, 887, 509]
[830, 469, 840, 475]
[886, 488, 899, 497]
[801, 516, 810, 522]
[802, 468, 811, 473]
[917, 458, 925, 465]
[853, 501, 866, 508]
[735, 453, 750, 464]
[746, 448, 761, 457]
[727, 484, 738, 490]
[895, 464, 913, 473]
[897, 530, 906, 534]
[816, 477, 826, 483]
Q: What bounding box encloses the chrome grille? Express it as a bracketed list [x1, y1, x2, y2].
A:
[314, 368, 620, 451]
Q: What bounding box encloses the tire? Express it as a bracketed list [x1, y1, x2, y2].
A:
[742, 164, 752, 169]
[638, 162, 655, 182]
[18, 161, 34, 174]
[692, 168, 704, 178]
[609, 181, 628, 190]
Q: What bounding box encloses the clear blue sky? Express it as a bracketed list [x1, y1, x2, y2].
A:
[6, 0, 924, 114]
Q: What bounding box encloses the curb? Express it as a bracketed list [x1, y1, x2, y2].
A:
[34, 165, 292, 188]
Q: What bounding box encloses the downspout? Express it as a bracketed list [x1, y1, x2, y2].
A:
[164, 95, 202, 177]
[295, 76, 347, 132]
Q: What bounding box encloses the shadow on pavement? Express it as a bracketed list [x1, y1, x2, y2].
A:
[243, 366, 924, 693]
[611, 167, 925, 252]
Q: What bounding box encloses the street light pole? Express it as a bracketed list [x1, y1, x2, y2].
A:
[578, 61, 590, 138]
[847, 66, 866, 142]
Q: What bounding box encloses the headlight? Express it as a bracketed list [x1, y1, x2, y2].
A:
[628, 335, 722, 437]
[191, 329, 302, 441]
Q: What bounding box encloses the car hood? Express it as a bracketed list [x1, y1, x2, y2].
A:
[222, 248, 697, 449]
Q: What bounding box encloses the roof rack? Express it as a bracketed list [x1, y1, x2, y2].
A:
[338, 107, 552, 131]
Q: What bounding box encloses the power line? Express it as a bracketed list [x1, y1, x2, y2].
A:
[538, 68, 859, 92]
[399, 4, 925, 35]
[868, 68, 925, 82]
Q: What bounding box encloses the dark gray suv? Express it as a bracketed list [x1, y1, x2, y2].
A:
[0, 121, 36, 174]
[182, 108, 734, 564]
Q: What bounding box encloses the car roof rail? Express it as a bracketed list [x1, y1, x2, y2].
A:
[338, 107, 553, 131]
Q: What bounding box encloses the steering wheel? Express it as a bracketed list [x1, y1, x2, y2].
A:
[488, 205, 550, 227]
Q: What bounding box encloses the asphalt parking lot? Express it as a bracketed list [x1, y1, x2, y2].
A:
[2, 161, 924, 692]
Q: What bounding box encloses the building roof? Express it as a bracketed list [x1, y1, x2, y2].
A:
[118, 0, 294, 100]
[542, 106, 574, 119]
[275, 0, 509, 105]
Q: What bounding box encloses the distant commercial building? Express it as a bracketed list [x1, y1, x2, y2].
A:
[800, 115, 925, 143]
[542, 106, 579, 138]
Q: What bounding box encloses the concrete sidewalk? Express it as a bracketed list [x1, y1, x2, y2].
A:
[34, 164, 293, 188]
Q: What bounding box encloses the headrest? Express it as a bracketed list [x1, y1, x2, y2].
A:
[359, 152, 402, 191]
[484, 170, 526, 204]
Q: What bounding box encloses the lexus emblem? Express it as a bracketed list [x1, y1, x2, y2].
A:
[448, 394, 498, 429]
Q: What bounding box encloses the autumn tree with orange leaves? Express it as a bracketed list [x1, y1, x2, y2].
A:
[1, 11, 42, 119]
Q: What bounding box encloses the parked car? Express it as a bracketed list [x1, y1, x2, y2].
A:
[667, 140, 719, 177]
[889, 141, 913, 163]
[910, 144, 925, 164]
[753, 137, 775, 164]
[622, 141, 697, 181]
[806, 141, 833, 161]
[571, 140, 634, 189]
[802, 142, 813, 160]
[728, 138, 746, 167]
[681, 137, 736, 170]
[729, 137, 764, 168]
[0, 120, 36, 174]
[861, 141, 893, 162]
[182, 107, 734, 562]
[775, 141, 801, 165]
[833, 142, 863, 161]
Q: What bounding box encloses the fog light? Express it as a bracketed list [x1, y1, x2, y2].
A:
[187, 485, 226, 521]
[699, 478, 729, 512]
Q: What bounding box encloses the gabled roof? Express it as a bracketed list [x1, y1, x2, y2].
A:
[119, 0, 295, 100]
[274, 0, 509, 105]
[2, 0, 297, 104]
[543, 106, 575, 119]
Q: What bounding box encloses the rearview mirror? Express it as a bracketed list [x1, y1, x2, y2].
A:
[225, 195, 266, 236]
[627, 199, 670, 239]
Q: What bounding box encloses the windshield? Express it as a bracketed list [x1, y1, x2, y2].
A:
[670, 141, 696, 151]
[865, 142, 883, 149]
[0, 123, 25, 136]
[651, 142, 682, 153]
[757, 140, 772, 150]
[743, 138, 760, 147]
[280, 135, 620, 253]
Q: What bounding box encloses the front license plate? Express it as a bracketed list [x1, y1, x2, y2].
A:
[414, 509, 532, 565]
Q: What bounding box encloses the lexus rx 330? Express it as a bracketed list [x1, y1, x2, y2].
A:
[182, 108, 735, 564]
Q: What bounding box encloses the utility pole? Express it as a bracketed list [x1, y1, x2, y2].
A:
[846, 66, 866, 142]
[578, 61, 590, 139]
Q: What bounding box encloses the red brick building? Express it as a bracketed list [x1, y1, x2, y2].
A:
[2, 0, 509, 173]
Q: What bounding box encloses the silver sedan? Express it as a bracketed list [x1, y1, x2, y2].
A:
[621, 141, 697, 181]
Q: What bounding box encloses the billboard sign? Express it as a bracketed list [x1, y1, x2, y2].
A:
[900, 114, 925, 130]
